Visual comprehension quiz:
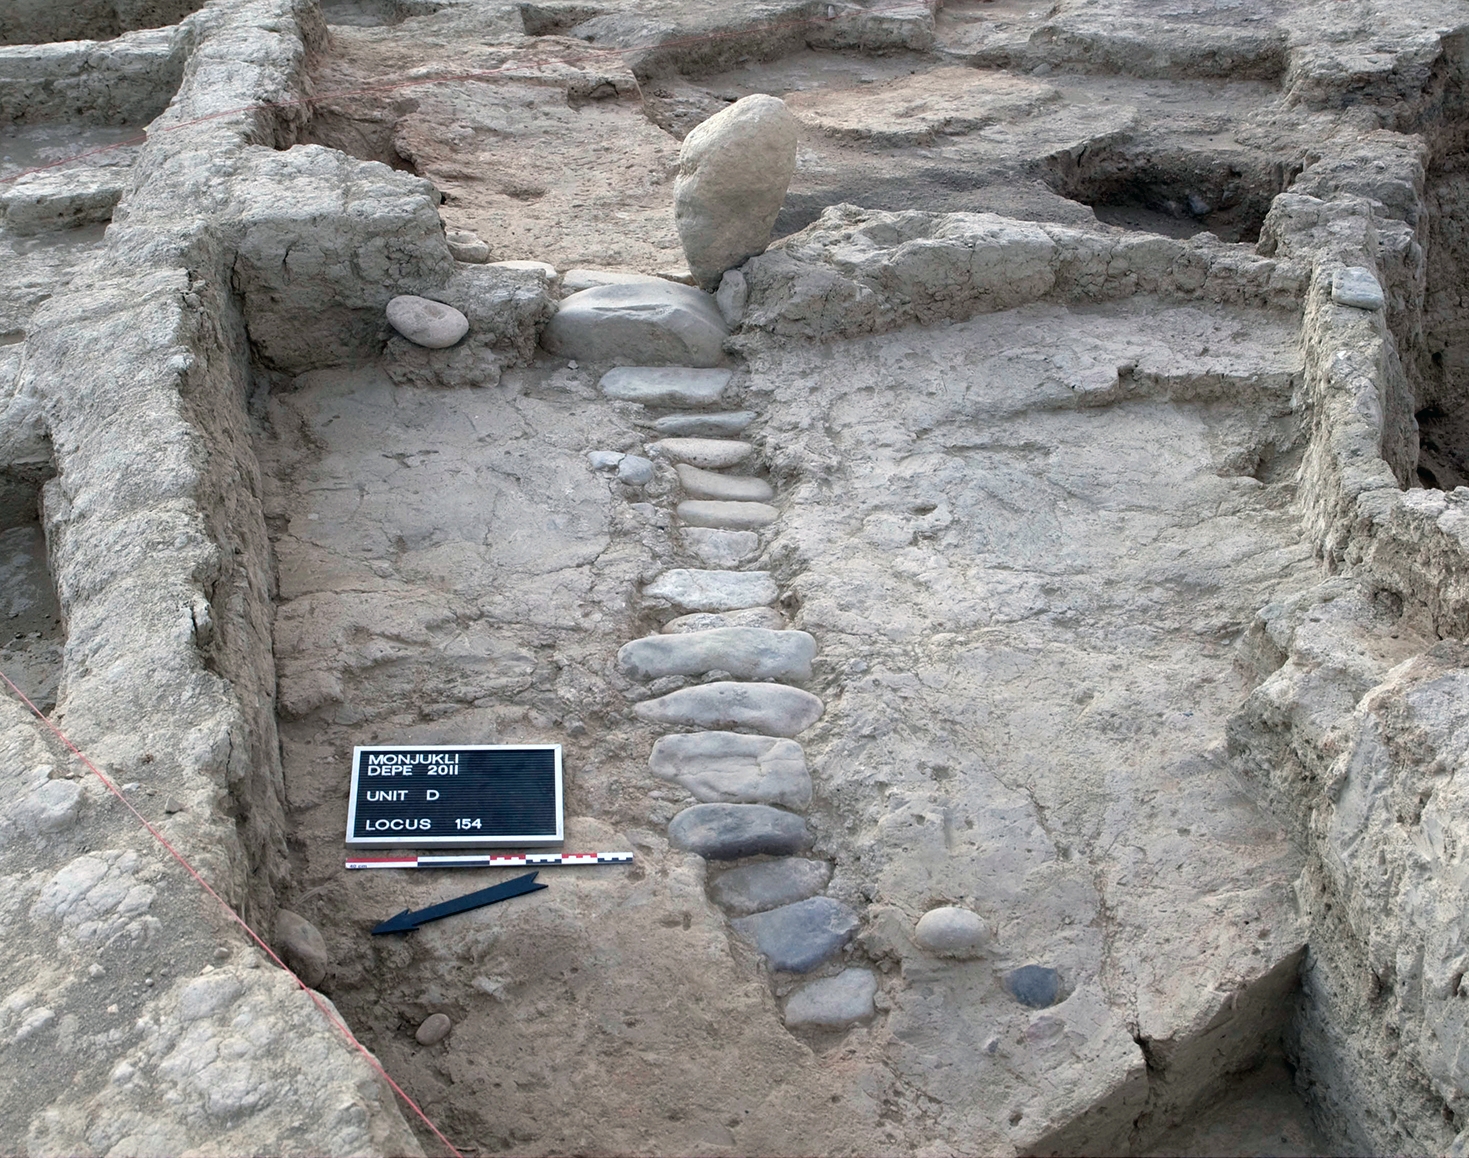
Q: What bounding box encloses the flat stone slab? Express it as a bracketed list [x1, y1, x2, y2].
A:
[730, 896, 860, 973]
[386, 295, 469, 349]
[676, 464, 774, 502]
[650, 731, 813, 809]
[662, 607, 786, 633]
[541, 281, 728, 367]
[601, 367, 733, 407]
[667, 803, 809, 859]
[678, 500, 779, 529]
[784, 968, 878, 1029]
[1332, 265, 1385, 310]
[634, 681, 824, 736]
[710, 856, 831, 915]
[618, 628, 816, 682]
[647, 438, 753, 469]
[653, 411, 757, 437]
[643, 569, 777, 611]
[682, 527, 760, 568]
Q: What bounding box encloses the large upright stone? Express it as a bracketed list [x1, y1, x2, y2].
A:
[618, 628, 817, 682]
[668, 803, 810, 859]
[633, 682, 824, 737]
[675, 95, 799, 290]
[542, 281, 728, 366]
[729, 897, 860, 973]
[650, 731, 813, 808]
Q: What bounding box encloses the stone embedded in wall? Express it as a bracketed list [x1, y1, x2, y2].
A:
[446, 229, 490, 262]
[600, 366, 733, 407]
[541, 281, 729, 367]
[710, 857, 832, 916]
[652, 412, 757, 437]
[676, 465, 774, 502]
[1006, 965, 1062, 1009]
[677, 500, 779, 529]
[386, 295, 470, 348]
[643, 568, 778, 611]
[674, 94, 798, 291]
[729, 896, 861, 973]
[274, 910, 329, 989]
[913, 907, 990, 958]
[667, 802, 811, 859]
[1331, 266, 1385, 311]
[661, 607, 787, 633]
[618, 627, 817, 682]
[681, 527, 761, 568]
[634, 681, 824, 737]
[784, 968, 878, 1029]
[716, 269, 749, 328]
[650, 730, 813, 808]
[647, 437, 754, 469]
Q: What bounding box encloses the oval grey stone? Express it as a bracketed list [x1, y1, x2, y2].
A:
[415, 1012, 452, 1045]
[274, 909, 328, 988]
[650, 730, 812, 809]
[668, 803, 809, 860]
[643, 569, 777, 612]
[542, 281, 728, 367]
[729, 896, 859, 973]
[710, 857, 831, 916]
[385, 295, 469, 349]
[646, 438, 753, 469]
[653, 411, 757, 437]
[784, 968, 878, 1029]
[601, 367, 732, 407]
[618, 628, 816, 682]
[634, 681, 824, 736]
[678, 500, 779, 529]
[675, 464, 773, 503]
[1007, 965, 1062, 1009]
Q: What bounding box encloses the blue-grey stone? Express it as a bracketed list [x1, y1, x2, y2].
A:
[667, 803, 809, 859]
[1331, 266, 1385, 311]
[729, 896, 859, 973]
[1006, 965, 1061, 1009]
[653, 411, 757, 437]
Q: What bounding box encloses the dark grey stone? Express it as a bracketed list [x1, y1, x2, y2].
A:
[729, 896, 859, 973]
[1006, 965, 1061, 1009]
[667, 803, 810, 860]
[710, 857, 830, 915]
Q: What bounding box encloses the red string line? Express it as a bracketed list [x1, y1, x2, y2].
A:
[0, 669, 465, 1158]
[0, 0, 923, 185]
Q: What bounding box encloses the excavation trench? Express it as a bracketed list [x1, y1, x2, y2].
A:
[253, 289, 1334, 1153]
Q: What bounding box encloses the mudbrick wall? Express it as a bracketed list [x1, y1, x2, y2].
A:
[2, 0, 1469, 1154]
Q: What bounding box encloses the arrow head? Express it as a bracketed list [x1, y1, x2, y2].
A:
[371, 908, 421, 935]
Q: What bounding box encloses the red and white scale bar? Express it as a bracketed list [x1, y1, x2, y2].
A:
[346, 851, 635, 870]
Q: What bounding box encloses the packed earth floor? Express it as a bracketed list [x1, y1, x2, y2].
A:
[4, 0, 1469, 1156]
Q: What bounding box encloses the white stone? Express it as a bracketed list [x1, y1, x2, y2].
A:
[633, 681, 824, 736]
[643, 568, 777, 611]
[647, 438, 754, 469]
[913, 907, 991, 958]
[491, 259, 558, 276]
[385, 295, 470, 348]
[676, 464, 773, 503]
[618, 627, 816, 681]
[541, 281, 729, 367]
[784, 969, 878, 1029]
[601, 367, 732, 407]
[1332, 266, 1385, 311]
[682, 527, 761, 568]
[675, 94, 799, 290]
[650, 731, 813, 809]
[678, 500, 779, 529]
[716, 269, 749, 328]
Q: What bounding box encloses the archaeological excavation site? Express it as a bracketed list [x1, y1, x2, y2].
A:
[6, 0, 1469, 1153]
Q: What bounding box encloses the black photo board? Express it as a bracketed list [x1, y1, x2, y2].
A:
[346, 744, 563, 847]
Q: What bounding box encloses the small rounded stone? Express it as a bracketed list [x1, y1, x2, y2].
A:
[415, 1012, 452, 1045]
[913, 906, 990, 958]
[385, 295, 469, 349]
[273, 910, 328, 988]
[1007, 965, 1062, 1009]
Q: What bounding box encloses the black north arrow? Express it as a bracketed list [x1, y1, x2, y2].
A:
[371, 871, 546, 935]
